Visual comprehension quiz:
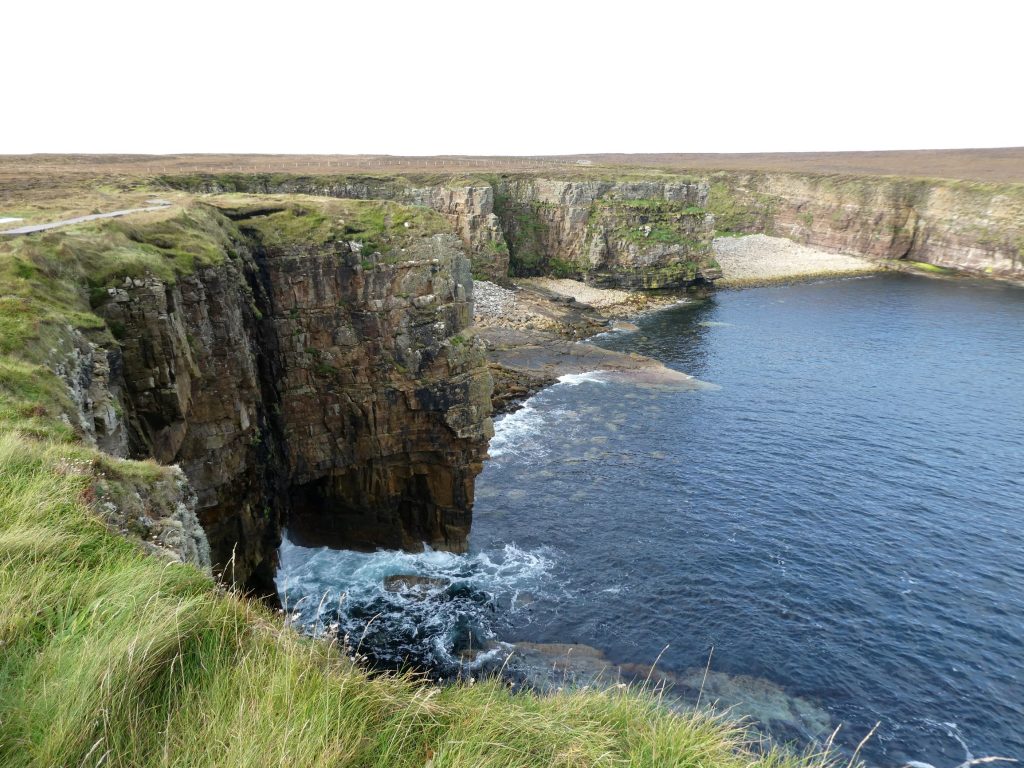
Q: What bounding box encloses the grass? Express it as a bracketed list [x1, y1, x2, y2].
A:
[616, 225, 705, 249]
[0, 430, 842, 766]
[211, 195, 451, 257]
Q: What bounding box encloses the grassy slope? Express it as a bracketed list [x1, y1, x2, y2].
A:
[2, 431, 835, 767]
[0, 193, 836, 766]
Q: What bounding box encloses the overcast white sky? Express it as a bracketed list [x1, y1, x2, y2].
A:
[2, 1, 1020, 155]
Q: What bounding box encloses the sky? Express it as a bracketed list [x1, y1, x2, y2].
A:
[2, 0, 1021, 155]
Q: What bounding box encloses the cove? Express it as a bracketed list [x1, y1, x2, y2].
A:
[279, 273, 1024, 765]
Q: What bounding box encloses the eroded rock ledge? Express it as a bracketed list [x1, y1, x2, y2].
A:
[89, 199, 493, 593]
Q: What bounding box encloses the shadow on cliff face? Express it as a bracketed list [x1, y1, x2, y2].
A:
[287, 470, 471, 554]
[95, 200, 494, 595]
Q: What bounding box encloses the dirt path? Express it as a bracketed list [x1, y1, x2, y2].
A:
[0, 204, 171, 236]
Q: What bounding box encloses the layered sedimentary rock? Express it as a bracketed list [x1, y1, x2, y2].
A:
[168, 170, 1024, 283]
[177, 175, 508, 280]
[166, 174, 719, 288]
[253, 227, 493, 555]
[404, 184, 508, 279]
[707, 172, 1024, 280]
[492, 177, 719, 288]
[53, 327, 130, 456]
[100, 258, 283, 590]
[92, 201, 493, 592]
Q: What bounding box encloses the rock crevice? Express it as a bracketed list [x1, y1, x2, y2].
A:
[92, 206, 492, 593]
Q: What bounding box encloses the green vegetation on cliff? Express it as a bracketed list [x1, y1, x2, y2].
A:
[217, 196, 451, 256]
[497, 202, 552, 276]
[0, 193, 467, 453]
[706, 181, 775, 236]
[0, 203, 240, 444]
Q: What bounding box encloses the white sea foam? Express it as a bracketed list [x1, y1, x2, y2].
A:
[589, 325, 637, 340]
[276, 537, 562, 671]
[489, 372, 605, 459]
[917, 720, 977, 765]
[556, 370, 608, 386]
[488, 401, 553, 459]
[278, 540, 553, 597]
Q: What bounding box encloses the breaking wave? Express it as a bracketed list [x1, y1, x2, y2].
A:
[488, 372, 606, 459]
[276, 538, 564, 676]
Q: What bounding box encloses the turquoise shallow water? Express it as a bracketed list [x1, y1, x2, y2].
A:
[280, 273, 1024, 765]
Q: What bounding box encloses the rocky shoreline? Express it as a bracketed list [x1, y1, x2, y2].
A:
[372, 567, 834, 751]
[472, 278, 704, 413]
[470, 232, 882, 414]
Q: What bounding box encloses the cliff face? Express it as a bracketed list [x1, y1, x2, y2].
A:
[167, 174, 719, 289]
[251, 225, 493, 556]
[403, 184, 508, 279]
[100, 258, 284, 589]
[91, 200, 492, 592]
[55, 326, 130, 456]
[708, 172, 1024, 280]
[177, 175, 509, 280]
[493, 177, 719, 288]
[165, 171, 1024, 284]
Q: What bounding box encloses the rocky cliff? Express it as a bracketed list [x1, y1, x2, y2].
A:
[163, 174, 721, 290]
[492, 177, 720, 288]
[707, 171, 1024, 280]
[81, 198, 492, 593]
[165, 170, 1024, 284]
[244, 206, 492, 557]
[159, 169, 1024, 292]
[168, 175, 509, 281]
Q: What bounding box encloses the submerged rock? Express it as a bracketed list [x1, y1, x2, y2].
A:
[477, 326, 706, 415]
[610, 320, 640, 332]
[626, 665, 834, 746]
[383, 574, 451, 594]
[505, 642, 618, 691]
[502, 642, 833, 748]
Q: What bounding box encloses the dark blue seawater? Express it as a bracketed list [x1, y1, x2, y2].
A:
[279, 273, 1024, 765]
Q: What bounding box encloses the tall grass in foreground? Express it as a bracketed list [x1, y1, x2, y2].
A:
[0, 431, 837, 767]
